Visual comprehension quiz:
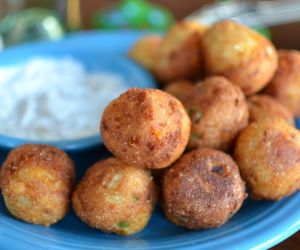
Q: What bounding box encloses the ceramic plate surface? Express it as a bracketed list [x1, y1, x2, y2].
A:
[0, 32, 299, 250]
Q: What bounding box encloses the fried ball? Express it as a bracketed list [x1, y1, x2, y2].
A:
[163, 148, 246, 229]
[263, 50, 300, 116]
[202, 20, 278, 96]
[101, 88, 191, 169]
[154, 21, 207, 84]
[234, 118, 300, 200]
[248, 95, 294, 126]
[0, 144, 75, 226]
[128, 35, 162, 71]
[163, 80, 194, 102]
[72, 158, 158, 236]
[184, 76, 249, 151]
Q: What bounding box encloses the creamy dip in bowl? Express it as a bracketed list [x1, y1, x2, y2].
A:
[0, 37, 156, 151]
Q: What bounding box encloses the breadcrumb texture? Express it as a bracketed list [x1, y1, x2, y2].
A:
[101, 88, 191, 169]
[202, 20, 278, 95]
[163, 148, 246, 229]
[263, 50, 300, 116]
[128, 35, 162, 70]
[72, 158, 158, 235]
[234, 119, 300, 200]
[184, 76, 249, 151]
[248, 94, 294, 126]
[0, 144, 75, 226]
[154, 21, 207, 83]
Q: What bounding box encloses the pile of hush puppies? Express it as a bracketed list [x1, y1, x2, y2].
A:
[1, 19, 300, 237]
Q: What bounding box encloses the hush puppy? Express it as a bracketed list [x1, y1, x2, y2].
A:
[248, 95, 294, 126]
[0, 144, 75, 226]
[128, 35, 162, 71]
[163, 80, 194, 102]
[72, 158, 158, 236]
[162, 148, 246, 229]
[234, 119, 300, 200]
[202, 20, 278, 95]
[184, 76, 249, 151]
[101, 88, 191, 169]
[154, 21, 207, 84]
[263, 50, 300, 116]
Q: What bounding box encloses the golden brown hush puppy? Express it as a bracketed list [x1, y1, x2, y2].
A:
[263, 50, 300, 116]
[202, 20, 278, 96]
[248, 95, 294, 126]
[162, 148, 246, 229]
[128, 35, 162, 71]
[183, 76, 249, 152]
[0, 144, 75, 226]
[154, 21, 207, 84]
[234, 119, 300, 200]
[101, 88, 191, 169]
[163, 80, 194, 102]
[72, 158, 158, 236]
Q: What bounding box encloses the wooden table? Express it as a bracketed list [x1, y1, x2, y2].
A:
[272, 232, 299, 249]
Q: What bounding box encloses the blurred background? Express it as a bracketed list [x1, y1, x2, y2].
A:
[0, 0, 300, 49]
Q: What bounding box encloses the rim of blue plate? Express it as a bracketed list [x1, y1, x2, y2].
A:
[0, 31, 157, 151]
[0, 193, 299, 250]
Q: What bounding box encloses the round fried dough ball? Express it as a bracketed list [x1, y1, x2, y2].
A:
[202, 20, 278, 95]
[128, 35, 162, 70]
[184, 76, 249, 151]
[154, 21, 207, 84]
[72, 158, 158, 236]
[101, 88, 191, 169]
[0, 144, 75, 226]
[263, 50, 300, 116]
[163, 148, 246, 229]
[248, 95, 294, 126]
[163, 80, 194, 102]
[234, 119, 300, 200]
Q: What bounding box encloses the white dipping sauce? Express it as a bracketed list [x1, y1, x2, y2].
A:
[0, 57, 129, 141]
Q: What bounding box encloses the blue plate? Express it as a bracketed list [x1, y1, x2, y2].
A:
[0, 32, 299, 250]
[0, 31, 157, 151]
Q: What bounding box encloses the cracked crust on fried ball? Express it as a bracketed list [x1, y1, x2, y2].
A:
[100, 88, 191, 169]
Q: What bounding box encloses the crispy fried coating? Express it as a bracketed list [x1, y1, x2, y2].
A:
[248, 95, 294, 126]
[183, 76, 249, 151]
[234, 119, 300, 200]
[202, 20, 278, 95]
[0, 144, 75, 226]
[72, 158, 158, 236]
[162, 148, 246, 229]
[163, 80, 194, 102]
[101, 88, 191, 169]
[263, 50, 300, 116]
[154, 21, 207, 84]
[128, 35, 162, 70]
